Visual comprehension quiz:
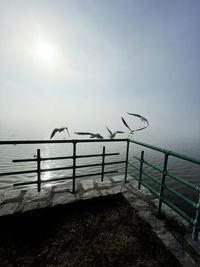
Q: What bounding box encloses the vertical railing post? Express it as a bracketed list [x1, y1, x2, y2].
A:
[101, 146, 105, 182]
[36, 149, 41, 192]
[157, 152, 169, 217]
[192, 193, 200, 241]
[124, 139, 130, 183]
[138, 150, 144, 189]
[72, 141, 77, 193]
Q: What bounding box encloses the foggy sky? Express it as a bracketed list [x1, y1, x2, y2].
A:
[0, 1, 200, 146]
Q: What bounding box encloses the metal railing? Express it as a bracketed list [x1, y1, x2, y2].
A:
[0, 138, 199, 241]
[127, 139, 200, 241]
[0, 139, 128, 193]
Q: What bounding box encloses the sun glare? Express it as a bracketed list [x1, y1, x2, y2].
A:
[36, 42, 53, 61]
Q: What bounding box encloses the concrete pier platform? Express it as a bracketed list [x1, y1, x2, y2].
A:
[0, 175, 199, 266]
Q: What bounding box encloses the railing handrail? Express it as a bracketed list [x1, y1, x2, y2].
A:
[129, 139, 200, 164]
[1, 138, 199, 164]
[0, 138, 127, 145]
[128, 142, 200, 241]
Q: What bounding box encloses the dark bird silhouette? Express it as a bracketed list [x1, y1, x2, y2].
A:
[75, 132, 103, 139]
[127, 112, 149, 125]
[121, 117, 148, 136]
[106, 126, 124, 139]
[50, 127, 70, 139]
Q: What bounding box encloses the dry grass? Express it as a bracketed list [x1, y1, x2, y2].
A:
[0, 194, 181, 266]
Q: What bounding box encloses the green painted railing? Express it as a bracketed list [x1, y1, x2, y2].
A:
[0, 139, 128, 194]
[0, 138, 199, 241]
[128, 139, 200, 241]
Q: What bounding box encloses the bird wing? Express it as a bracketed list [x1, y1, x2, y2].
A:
[134, 126, 148, 131]
[127, 112, 149, 125]
[121, 117, 131, 131]
[74, 132, 93, 136]
[64, 127, 70, 137]
[127, 112, 141, 118]
[50, 128, 59, 139]
[106, 126, 112, 135]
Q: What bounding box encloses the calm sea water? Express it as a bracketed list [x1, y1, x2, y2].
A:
[0, 136, 199, 218]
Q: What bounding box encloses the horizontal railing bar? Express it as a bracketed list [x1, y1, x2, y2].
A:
[41, 166, 73, 172]
[40, 176, 73, 183]
[164, 185, 197, 208]
[105, 160, 126, 165]
[136, 179, 199, 230]
[0, 138, 128, 145]
[140, 181, 159, 197]
[133, 155, 163, 173]
[76, 160, 126, 169]
[142, 170, 161, 185]
[37, 153, 120, 161]
[128, 162, 140, 171]
[130, 139, 200, 164]
[129, 162, 161, 185]
[77, 152, 120, 158]
[12, 152, 120, 163]
[13, 176, 73, 186]
[41, 156, 73, 161]
[161, 196, 196, 226]
[166, 172, 200, 192]
[13, 158, 37, 162]
[130, 139, 169, 153]
[13, 171, 118, 187]
[75, 170, 118, 179]
[130, 174, 159, 197]
[13, 181, 38, 186]
[132, 154, 200, 192]
[77, 163, 102, 169]
[41, 161, 125, 172]
[131, 173, 140, 181]
[0, 169, 37, 176]
[169, 151, 200, 165]
[1, 160, 124, 176]
[143, 160, 162, 173]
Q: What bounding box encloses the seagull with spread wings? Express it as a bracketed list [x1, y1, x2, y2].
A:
[50, 127, 70, 139]
[75, 132, 103, 139]
[121, 117, 148, 137]
[127, 112, 149, 125]
[106, 126, 124, 139]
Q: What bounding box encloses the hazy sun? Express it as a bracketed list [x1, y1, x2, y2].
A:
[36, 42, 53, 61]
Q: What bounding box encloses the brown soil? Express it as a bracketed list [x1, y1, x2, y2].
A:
[0, 194, 181, 267]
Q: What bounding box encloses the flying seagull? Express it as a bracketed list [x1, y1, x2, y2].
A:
[121, 117, 148, 136]
[50, 127, 70, 139]
[106, 126, 124, 139]
[74, 132, 103, 139]
[127, 112, 149, 125]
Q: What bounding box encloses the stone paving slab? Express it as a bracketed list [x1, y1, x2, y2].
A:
[52, 192, 77, 206]
[0, 202, 19, 216]
[24, 187, 52, 202]
[80, 179, 95, 191]
[1, 190, 25, 203]
[110, 175, 125, 183]
[82, 190, 101, 200]
[94, 179, 112, 188]
[53, 181, 73, 193]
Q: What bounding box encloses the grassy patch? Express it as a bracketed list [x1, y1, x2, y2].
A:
[0, 194, 181, 266]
